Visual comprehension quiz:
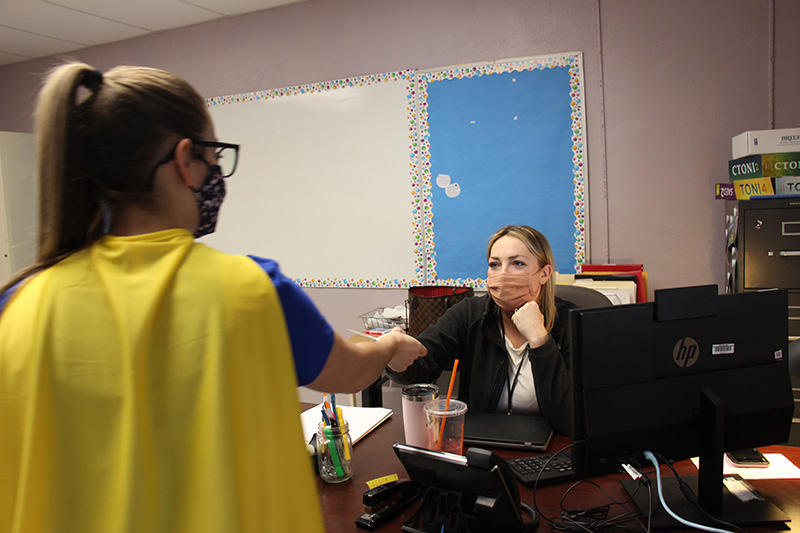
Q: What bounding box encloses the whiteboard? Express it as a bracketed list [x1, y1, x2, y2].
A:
[203, 72, 421, 288]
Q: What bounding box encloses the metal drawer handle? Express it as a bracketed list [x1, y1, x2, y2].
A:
[778, 251, 800, 257]
[783, 221, 800, 236]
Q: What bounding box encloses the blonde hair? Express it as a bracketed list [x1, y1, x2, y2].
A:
[1, 62, 208, 294]
[486, 225, 558, 333]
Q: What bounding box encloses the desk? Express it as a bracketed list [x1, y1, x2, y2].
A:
[305, 404, 800, 532]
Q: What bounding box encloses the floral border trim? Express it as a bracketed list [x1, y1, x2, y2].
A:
[206, 70, 411, 105]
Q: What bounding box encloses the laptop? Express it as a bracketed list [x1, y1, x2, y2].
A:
[462, 413, 553, 451]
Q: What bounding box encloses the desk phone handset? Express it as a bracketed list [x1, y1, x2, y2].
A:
[392, 442, 539, 532]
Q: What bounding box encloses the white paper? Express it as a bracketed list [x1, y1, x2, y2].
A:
[690, 454, 800, 480]
[301, 403, 393, 445]
[573, 280, 636, 305]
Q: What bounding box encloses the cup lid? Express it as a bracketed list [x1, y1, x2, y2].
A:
[423, 398, 467, 416]
[402, 383, 439, 400]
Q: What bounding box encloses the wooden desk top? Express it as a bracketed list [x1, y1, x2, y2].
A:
[306, 404, 800, 532]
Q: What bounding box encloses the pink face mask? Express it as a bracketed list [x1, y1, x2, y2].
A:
[486, 272, 539, 312]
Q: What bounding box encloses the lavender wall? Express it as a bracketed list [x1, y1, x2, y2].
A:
[0, 0, 797, 335]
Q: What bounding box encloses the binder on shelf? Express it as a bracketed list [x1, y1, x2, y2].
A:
[775, 176, 800, 197]
[728, 152, 800, 181]
[580, 264, 648, 303]
[572, 276, 638, 305]
[733, 177, 776, 200]
[715, 183, 736, 200]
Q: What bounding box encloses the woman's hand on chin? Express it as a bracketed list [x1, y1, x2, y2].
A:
[511, 301, 549, 348]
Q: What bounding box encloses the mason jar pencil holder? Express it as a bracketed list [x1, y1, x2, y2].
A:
[317, 420, 354, 483]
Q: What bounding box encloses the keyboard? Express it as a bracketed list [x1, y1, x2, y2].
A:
[507, 450, 578, 487]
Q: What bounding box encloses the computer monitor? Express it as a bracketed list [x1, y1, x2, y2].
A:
[569, 285, 794, 527]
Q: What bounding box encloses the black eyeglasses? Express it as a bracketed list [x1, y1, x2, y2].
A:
[153, 139, 241, 178]
[193, 140, 240, 178]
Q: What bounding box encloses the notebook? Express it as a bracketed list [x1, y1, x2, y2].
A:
[300, 404, 393, 445]
[462, 413, 553, 451]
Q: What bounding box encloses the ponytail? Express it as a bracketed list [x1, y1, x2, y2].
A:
[0, 61, 208, 296]
[36, 63, 106, 261]
[0, 63, 104, 295]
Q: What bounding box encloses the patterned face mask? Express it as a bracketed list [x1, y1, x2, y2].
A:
[485, 272, 540, 312]
[191, 164, 226, 238]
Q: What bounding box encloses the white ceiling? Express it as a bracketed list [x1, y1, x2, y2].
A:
[0, 0, 307, 67]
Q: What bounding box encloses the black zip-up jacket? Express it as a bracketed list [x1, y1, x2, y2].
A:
[386, 293, 574, 435]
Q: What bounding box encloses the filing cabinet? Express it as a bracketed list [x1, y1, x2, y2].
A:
[725, 197, 800, 445]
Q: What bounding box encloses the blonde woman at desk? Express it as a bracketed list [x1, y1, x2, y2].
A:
[387, 225, 574, 435]
[0, 62, 425, 533]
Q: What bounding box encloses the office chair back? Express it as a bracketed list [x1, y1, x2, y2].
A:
[789, 338, 799, 378]
[555, 284, 614, 309]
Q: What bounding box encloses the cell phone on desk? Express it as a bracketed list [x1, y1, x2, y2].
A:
[726, 448, 770, 468]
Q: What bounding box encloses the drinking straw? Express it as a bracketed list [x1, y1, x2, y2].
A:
[437, 359, 459, 450]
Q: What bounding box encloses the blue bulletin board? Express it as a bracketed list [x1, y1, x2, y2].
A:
[416, 53, 587, 287]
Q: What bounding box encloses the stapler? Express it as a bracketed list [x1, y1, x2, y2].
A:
[355, 479, 421, 531]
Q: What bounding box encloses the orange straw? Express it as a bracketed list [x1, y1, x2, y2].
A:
[437, 359, 459, 450]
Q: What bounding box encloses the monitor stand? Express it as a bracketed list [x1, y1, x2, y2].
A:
[622, 388, 790, 529]
[621, 475, 789, 529]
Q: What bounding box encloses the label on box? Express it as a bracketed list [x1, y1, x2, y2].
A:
[715, 183, 736, 200]
[729, 152, 800, 180]
[775, 176, 800, 196]
[732, 128, 800, 159]
[733, 177, 774, 200]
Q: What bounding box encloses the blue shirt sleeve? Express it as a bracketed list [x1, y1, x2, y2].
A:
[0, 281, 21, 318]
[248, 256, 334, 386]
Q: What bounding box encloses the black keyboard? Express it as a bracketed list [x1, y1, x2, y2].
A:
[507, 450, 578, 487]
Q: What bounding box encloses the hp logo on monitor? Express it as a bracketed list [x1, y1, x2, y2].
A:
[673, 337, 699, 368]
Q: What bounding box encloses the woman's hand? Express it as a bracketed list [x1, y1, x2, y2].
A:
[511, 301, 549, 349]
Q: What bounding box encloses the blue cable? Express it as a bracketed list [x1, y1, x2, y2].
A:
[643, 451, 734, 533]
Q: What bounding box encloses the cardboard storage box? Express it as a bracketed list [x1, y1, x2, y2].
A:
[732, 127, 800, 159]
